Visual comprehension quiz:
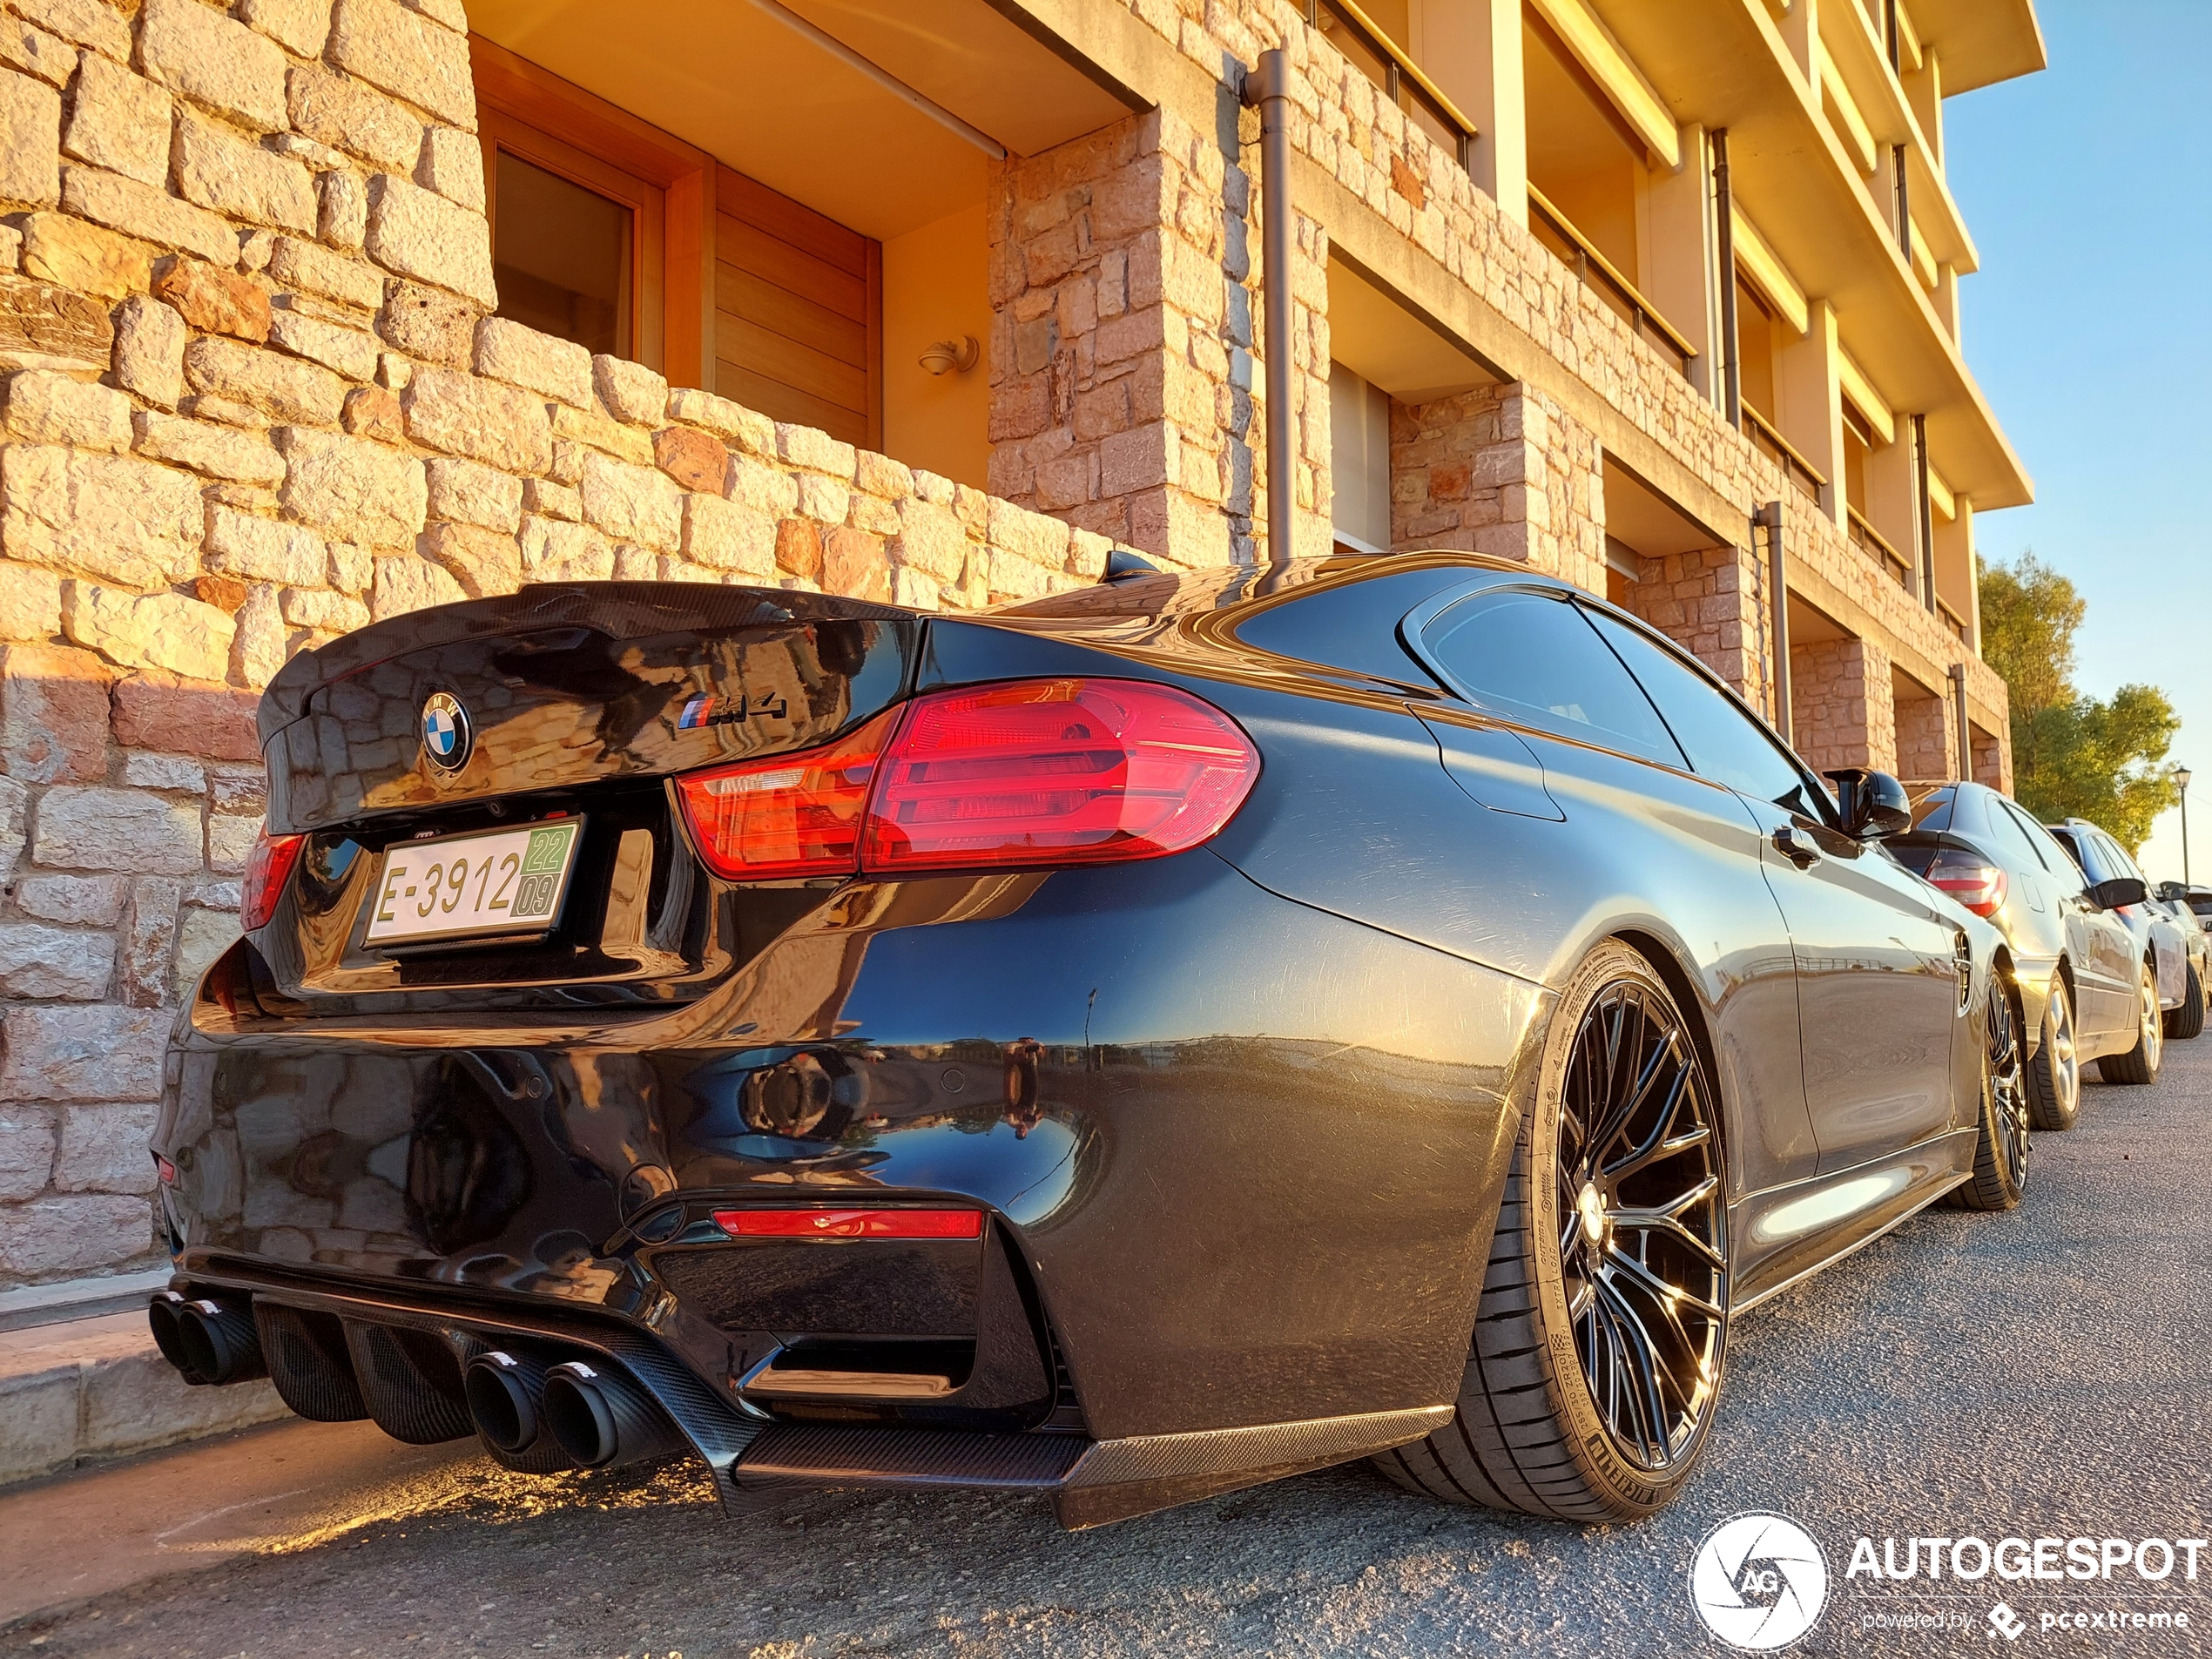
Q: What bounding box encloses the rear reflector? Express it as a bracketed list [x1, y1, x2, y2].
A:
[1930, 856, 2008, 919]
[713, 1208, 985, 1240]
[241, 826, 306, 932]
[674, 678, 1258, 880]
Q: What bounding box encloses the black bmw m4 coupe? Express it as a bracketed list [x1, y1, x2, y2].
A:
[151, 551, 2028, 1530]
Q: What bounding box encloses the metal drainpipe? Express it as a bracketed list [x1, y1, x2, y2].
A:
[1757, 501, 1791, 741]
[1912, 412, 1937, 611]
[1245, 50, 1295, 570]
[1949, 663, 1972, 781]
[1712, 130, 1741, 429]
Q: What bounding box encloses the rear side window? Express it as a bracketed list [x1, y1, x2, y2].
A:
[1982, 798, 2049, 871]
[1415, 589, 1684, 765]
[2045, 826, 2095, 879]
[1996, 801, 2059, 873]
[1583, 609, 1829, 819]
[1908, 786, 1956, 832]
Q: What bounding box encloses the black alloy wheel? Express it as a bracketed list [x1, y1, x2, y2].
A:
[1952, 974, 2030, 1211]
[1379, 940, 1729, 1521]
[1554, 977, 1730, 1474]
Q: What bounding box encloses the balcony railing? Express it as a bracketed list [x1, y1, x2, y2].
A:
[1308, 0, 1476, 171]
[1846, 504, 1913, 590]
[1743, 404, 1827, 502]
[1527, 184, 1698, 381]
[1936, 594, 1971, 644]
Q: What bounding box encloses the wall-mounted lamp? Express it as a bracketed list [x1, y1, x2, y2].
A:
[919, 335, 979, 376]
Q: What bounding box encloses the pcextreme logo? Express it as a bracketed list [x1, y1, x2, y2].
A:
[1689, 1513, 1831, 1650]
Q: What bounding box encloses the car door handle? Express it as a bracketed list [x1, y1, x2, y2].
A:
[1773, 825, 1821, 869]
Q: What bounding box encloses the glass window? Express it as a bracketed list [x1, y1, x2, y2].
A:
[1419, 590, 1684, 765]
[1995, 801, 2055, 872]
[2097, 832, 2146, 884]
[492, 151, 632, 358]
[1907, 784, 1955, 831]
[1584, 609, 1828, 819]
[2043, 826, 2095, 880]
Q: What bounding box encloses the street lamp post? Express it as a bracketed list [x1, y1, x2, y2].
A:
[2179, 766, 2194, 887]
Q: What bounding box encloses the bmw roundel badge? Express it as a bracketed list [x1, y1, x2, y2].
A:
[421, 691, 471, 772]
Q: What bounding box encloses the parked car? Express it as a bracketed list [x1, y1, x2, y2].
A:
[2153, 881, 2212, 1034]
[2041, 819, 2203, 1063]
[148, 554, 2026, 1533]
[1891, 782, 2148, 1130]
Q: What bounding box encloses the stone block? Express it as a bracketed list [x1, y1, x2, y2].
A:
[402, 366, 550, 472]
[822, 529, 887, 600]
[16, 210, 149, 302]
[131, 410, 284, 484]
[0, 1193, 154, 1278]
[519, 515, 614, 583]
[110, 294, 186, 408]
[15, 0, 131, 59]
[206, 506, 326, 585]
[232, 581, 284, 686]
[14, 873, 127, 924]
[328, 0, 475, 128]
[475, 317, 590, 408]
[681, 494, 774, 575]
[172, 110, 317, 233]
[277, 586, 368, 633]
[0, 1366, 78, 1485]
[523, 476, 579, 521]
[665, 388, 773, 452]
[63, 583, 236, 681]
[269, 234, 385, 314]
[890, 498, 968, 581]
[151, 256, 272, 343]
[123, 752, 205, 791]
[424, 456, 522, 533]
[239, 0, 333, 57]
[57, 164, 239, 267]
[0, 1000, 168, 1103]
[209, 765, 266, 815]
[377, 282, 475, 368]
[0, 773, 23, 885]
[0, 922, 113, 999]
[276, 426, 426, 548]
[319, 167, 368, 253]
[341, 385, 403, 442]
[204, 813, 260, 878]
[0, 563, 62, 642]
[2, 369, 130, 452]
[319, 540, 367, 595]
[987, 496, 1072, 569]
[593, 354, 667, 425]
[774, 517, 822, 581]
[53, 1102, 158, 1192]
[0, 445, 201, 589]
[185, 338, 344, 427]
[652, 426, 727, 494]
[0, 640, 111, 784]
[417, 125, 484, 212]
[110, 669, 260, 760]
[78, 1345, 290, 1460]
[578, 451, 680, 552]
[418, 519, 519, 597]
[550, 402, 653, 466]
[725, 453, 800, 519]
[284, 62, 421, 174]
[370, 551, 465, 622]
[364, 172, 494, 307]
[775, 421, 857, 479]
[268, 307, 380, 382]
[139, 0, 284, 124]
[0, 1106, 57, 1200]
[0, 14, 71, 87]
[0, 63, 62, 209]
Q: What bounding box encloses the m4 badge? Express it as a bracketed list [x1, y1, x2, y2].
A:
[678, 690, 790, 730]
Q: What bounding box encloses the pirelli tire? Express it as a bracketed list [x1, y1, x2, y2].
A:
[1375, 939, 1729, 1522]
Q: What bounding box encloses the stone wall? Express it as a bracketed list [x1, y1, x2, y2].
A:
[1790, 634, 1898, 776]
[0, 0, 1129, 1289]
[1892, 672, 1956, 785]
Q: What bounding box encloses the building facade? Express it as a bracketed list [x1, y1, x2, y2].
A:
[0, 0, 2039, 1290]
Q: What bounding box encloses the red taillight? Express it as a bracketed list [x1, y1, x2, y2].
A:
[863, 678, 1258, 871]
[1932, 860, 2008, 918]
[712, 1207, 984, 1240]
[240, 826, 306, 931]
[674, 709, 897, 880]
[672, 678, 1258, 880]
[155, 1155, 177, 1186]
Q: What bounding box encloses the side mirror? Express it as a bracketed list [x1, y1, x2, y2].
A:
[2155, 880, 2186, 902]
[2088, 876, 2148, 910]
[1823, 768, 1912, 840]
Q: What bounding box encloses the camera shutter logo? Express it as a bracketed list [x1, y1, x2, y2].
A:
[421, 692, 472, 772]
[1689, 1513, 1829, 1650]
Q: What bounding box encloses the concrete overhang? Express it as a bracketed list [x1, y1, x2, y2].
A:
[466, 0, 1140, 239]
[1910, 0, 2048, 95]
[1591, 0, 2033, 510]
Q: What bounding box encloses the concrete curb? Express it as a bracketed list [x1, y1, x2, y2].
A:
[0, 1311, 291, 1486]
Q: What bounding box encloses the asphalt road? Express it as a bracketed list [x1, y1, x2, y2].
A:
[5, 1038, 2208, 1659]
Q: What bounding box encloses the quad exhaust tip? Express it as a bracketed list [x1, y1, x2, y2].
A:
[541, 1359, 686, 1470]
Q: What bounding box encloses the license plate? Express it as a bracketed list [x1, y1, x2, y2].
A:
[363, 819, 583, 947]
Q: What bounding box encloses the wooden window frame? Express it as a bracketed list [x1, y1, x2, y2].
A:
[470, 35, 716, 389]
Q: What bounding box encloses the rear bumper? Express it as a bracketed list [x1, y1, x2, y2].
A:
[158, 851, 1538, 1520]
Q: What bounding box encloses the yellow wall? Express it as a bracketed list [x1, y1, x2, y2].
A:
[882, 204, 991, 489]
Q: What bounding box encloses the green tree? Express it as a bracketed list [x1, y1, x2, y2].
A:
[1979, 553, 2178, 853]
